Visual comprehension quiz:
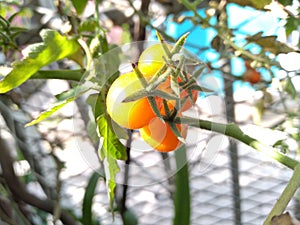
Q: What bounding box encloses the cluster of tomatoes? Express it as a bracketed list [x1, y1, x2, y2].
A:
[106, 44, 198, 152]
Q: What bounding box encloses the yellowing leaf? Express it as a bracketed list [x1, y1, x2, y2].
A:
[246, 32, 295, 54]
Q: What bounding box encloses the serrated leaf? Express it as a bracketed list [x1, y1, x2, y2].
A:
[0, 29, 80, 93]
[71, 0, 88, 15]
[82, 172, 100, 225]
[25, 97, 77, 127]
[104, 156, 119, 214]
[97, 114, 127, 214]
[246, 32, 295, 54]
[25, 85, 89, 126]
[97, 115, 127, 161]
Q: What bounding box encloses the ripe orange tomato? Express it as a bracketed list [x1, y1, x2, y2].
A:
[140, 117, 187, 152]
[243, 69, 261, 84]
[243, 61, 261, 84]
[106, 71, 161, 129]
[138, 43, 171, 76]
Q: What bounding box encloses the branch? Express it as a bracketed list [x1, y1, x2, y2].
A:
[31, 69, 84, 81]
[126, 0, 175, 42]
[175, 117, 300, 170]
[0, 136, 79, 225]
[263, 164, 300, 225]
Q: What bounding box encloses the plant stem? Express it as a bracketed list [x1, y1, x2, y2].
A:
[78, 39, 93, 71]
[176, 117, 300, 170]
[263, 164, 300, 225]
[173, 146, 190, 225]
[31, 69, 84, 81]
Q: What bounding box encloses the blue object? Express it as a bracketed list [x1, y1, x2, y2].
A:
[149, 3, 281, 93]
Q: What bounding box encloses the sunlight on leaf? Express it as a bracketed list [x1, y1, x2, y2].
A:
[97, 115, 127, 161]
[0, 29, 80, 93]
[25, 85, 89, 127]
[71, 0, 88, 15]
[97, 114, 127, 215]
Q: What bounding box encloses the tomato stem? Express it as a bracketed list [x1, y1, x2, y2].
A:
[131, 63, 148, 88]
[156, 31, 172, 60]
[176, 116, 300, 170]
[148, 32, 189, 85]
[263, 164, 300, 225]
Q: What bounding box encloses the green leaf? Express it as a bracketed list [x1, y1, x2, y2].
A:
[25, 96, 77, 127]
[25, 85, 89, 126]
[97, 114, 127, 215]
[55, 86, 79, 101]
[86, 93, 106, 119]
[87, 120, 99, 144]
[105, 157, 119, 214]
[71, 0, 88, 15]
[79, 19, 99, 33]
[97, 115, 127, 161]
[111, 120, 129, 140]
[123, 209, 138, 225]
[82, 172, 101, 225]
[0, 29, 80, 93]
[285, 16, 299, 37]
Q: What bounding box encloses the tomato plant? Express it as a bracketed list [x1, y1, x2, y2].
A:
[106, 41, 198, 152]
[0, 1, 300, 225]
